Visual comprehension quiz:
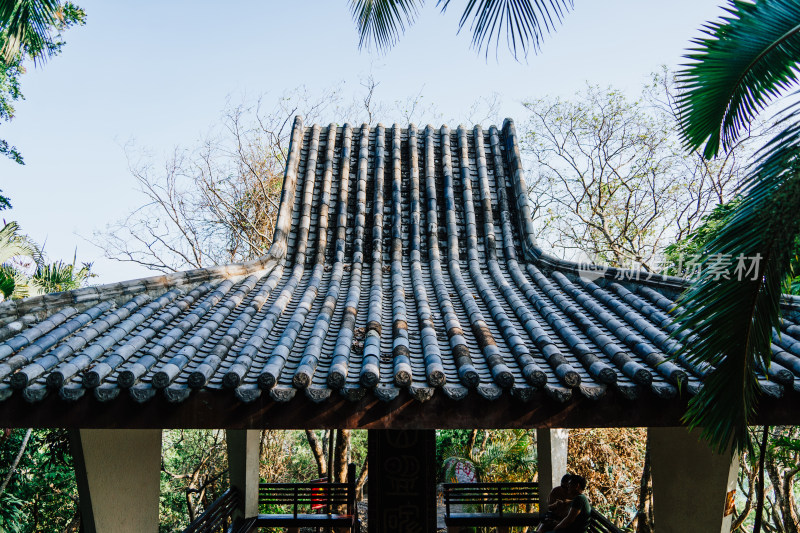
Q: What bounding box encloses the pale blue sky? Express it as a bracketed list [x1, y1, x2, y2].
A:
[1, 0, 725, 283]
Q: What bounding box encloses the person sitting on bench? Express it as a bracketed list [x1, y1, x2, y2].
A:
[537, 474, 573, 532]
[543, 475, 591, 533]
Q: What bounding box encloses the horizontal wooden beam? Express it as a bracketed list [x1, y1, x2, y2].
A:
[0, 388, 796, 429]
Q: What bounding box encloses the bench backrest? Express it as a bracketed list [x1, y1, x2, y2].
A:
[588, 509, 623, 533]
[258, 463, 357, 517]
[443, 482, 539, 516]
[181, 487, 240, 533]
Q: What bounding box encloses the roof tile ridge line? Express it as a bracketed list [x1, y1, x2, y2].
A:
[328, 123, 370, 389]
[406, 124, 446, 388]
[465, 125, 557, 389]
[11, 294, 151, 390]
[151, 274, 263, 390]
[569, 275, 689, 386]
[0, 301, 112, 384]
[83, 284, 209, 390]
[187, 264, 286, 389]
[609, 282, 710, 378]
[499, 118, 688, 293]
[358, 123, 386, 388]
[487, 125, 592, 391]
[638, 287, 791, 383]
[422, 124, 478, 388]
[294, 123, 354, 390]
[268, 115, 305, 260]
[49, 290, 181, 390]
[0, 254, 279, 322]
[117, 279, 238, 389]
[441, 124, 514, 389]
[387, 124, 412, 388]
[528, 263, 654, 387]
[548, 271, 660, 388]
[457, 125, 546, 390]
[259, 124, 338, 389]
[501, 118, 541, 261]
[222, 124, 323, 390]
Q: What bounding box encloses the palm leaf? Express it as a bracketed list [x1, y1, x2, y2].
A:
[0, 221, 40, 264]
[351, 0, 572, 58]
[674, 110, 800, 454]
[0, 0, 65, 63]
[30, 258, 92, 294]
[0, 264, 31, 299]
[677, 0, 800, 158]
[349, 0, 425, 51]
[441, 0, 572, 58]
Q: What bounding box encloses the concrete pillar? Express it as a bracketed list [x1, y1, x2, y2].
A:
[226, 429, 261, 520]
[649, 427, 739, 533]
[368, 429, 436, 533]
[536, 428, 569, 514]
[70, 429, 162, 533]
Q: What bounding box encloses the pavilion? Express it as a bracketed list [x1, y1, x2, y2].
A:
[0, 117, 798, 532]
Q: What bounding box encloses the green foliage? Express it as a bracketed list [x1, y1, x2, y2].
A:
[678, 0, 800, 158]
[663, 198, 742, 276]
[0, 429, 79, 532]
[30, 257, 93, 294]
[675, 0, 800, 455]
[0, 221, 93, 299]
[160, 430, 229, 532]
[0, 220, 41, 299]
[664, 197, 800, 293]
[0, 189, 12, 210]
[437, 429, 536, 483]
[0, 1, 85, 164]
[674, 113, 800, 454]
[350, 0, 572, 58]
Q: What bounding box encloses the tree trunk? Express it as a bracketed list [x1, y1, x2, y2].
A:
[635, 436, 653, 533]
[334, 429, 350, 483]
[753, 426, 770, 533]
[305, 430, 327, 477]
[466, 429, 478, 460]
[355, 457, 368, 502]
[328, 429, 335, 483]
[731, 455, 756, 532]
[0, 428, 32, 497]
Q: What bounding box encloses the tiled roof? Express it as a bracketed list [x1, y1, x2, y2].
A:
[1, 117, 800, 422]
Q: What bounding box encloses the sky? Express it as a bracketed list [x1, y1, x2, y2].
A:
[1, 0, 727, 284]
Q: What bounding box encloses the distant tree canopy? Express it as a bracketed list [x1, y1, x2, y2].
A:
[523, 74, 760, 272]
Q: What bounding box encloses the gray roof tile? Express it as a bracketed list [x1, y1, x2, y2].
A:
[1, 116, 799, 421]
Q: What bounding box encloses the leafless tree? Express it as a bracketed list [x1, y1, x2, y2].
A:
[522, 80, 761, 271]
[97, 88, 339, 272]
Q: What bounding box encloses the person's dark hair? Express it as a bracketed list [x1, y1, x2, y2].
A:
[560, 474, 572, 485]
[572, 475, 587, 491]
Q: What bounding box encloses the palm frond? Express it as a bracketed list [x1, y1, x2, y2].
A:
[0, 221, 40, 264]
[30, 258, 92, 294]
[674, 109, 800, 454]
[0, 264, 31, 299]
[0, 0, 65, 63]
[440, 0, 572, 58]
[350, 0, 425, 52]
[677, 0, 800, 158]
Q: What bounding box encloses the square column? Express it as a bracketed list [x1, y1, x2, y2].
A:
[649, 427, 739, 533]
[368, 429, 436, 533]
[536, 428, 569, 514]
[70, 429, 162, 533]
[226, 429, 261, 520]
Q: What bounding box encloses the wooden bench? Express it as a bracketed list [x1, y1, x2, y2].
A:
[443, 482, 623, 533]
[255, 463, 358, 532]
[443, 482, 540, 532]
[181, 487, 256, 533]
